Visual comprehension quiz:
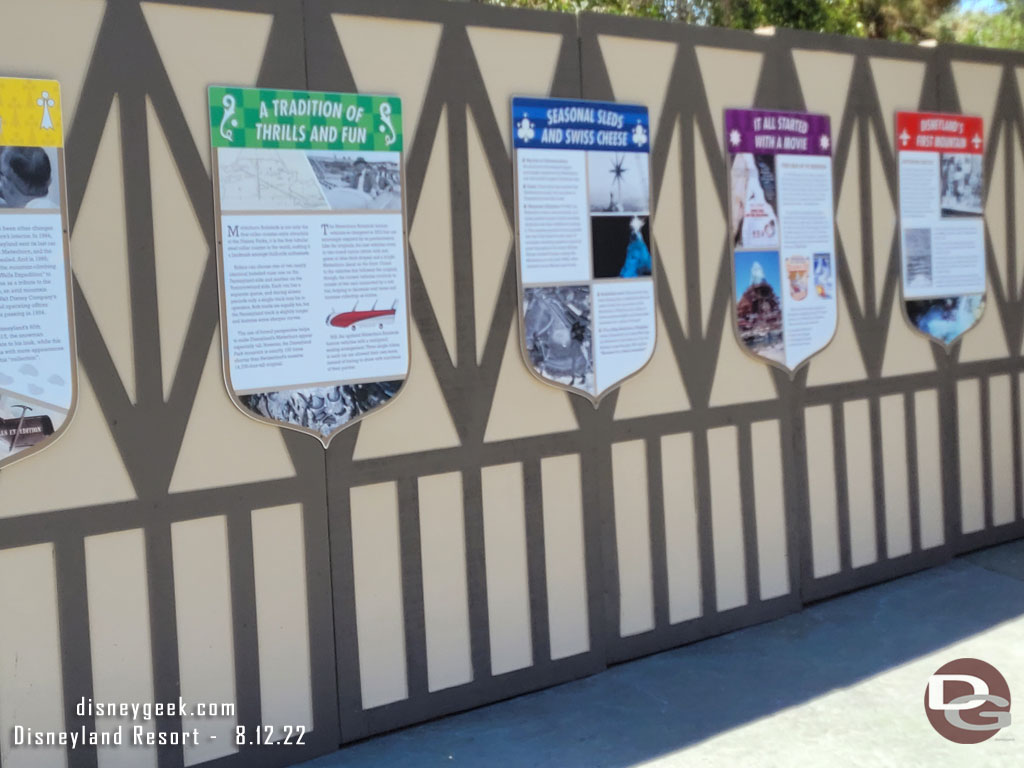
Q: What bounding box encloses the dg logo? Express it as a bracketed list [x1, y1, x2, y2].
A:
[925, 658, 1011, 744]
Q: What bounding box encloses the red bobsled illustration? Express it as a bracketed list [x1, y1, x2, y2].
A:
[327, 300, 398, 329]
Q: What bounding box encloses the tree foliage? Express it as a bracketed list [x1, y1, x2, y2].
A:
[474, 0, 973, 42]
[938, 1, 1024, 50]
[477, 0, 672, 18]
[475, 0, 1024, 50]
[700, 0, 862, 35]
[857, 0, 957, 41]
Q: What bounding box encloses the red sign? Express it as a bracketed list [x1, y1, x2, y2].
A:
[896, 111, 984, 154]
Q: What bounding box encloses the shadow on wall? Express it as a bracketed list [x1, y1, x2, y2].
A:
[301, 542, 1024, 767]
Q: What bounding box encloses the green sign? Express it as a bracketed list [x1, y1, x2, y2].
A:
[209, 86, 403, 152]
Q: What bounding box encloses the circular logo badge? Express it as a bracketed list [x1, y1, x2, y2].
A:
[924, 658, 1011, 743]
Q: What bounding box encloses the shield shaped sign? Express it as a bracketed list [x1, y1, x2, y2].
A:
[210, 87, 410, 446]
[896, 111, 986, 348]
[0, 77, 77, 470]
[512, 97, 657, 405]
[726, 108, 837, 374]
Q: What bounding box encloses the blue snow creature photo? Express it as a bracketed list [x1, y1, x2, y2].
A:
[620, 216, 652, 278]
[591, 215, 652, 280]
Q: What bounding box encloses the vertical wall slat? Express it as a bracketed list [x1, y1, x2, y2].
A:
[481, 463, 534, 675]
[0, 544, 67, 768]
[540, 454, 590, 660]
[251, 504, 314, 729]
[170, 516, 238, 766]
[881, 395, 913, 559]
[806, 405, 841, 577]
[844, 400, 878, 568]
[611, 440, 655, 636]
[959, 379, 986, 534]
[661, 433, 702, 624]
[56, 538, 98, 768]
[417, 473, 474, 692]
[523, 459, 552, 666]
[916, 389, 946, 549]
[707, 427, 747, 612]
[86, 530, 158, 768]
[751, 420, 789, 600]
[350, 483, 408, 709]
[990, 374, 1015, 526]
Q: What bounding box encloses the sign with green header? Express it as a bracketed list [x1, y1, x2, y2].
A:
[209, 87, 403, 152]
[209, 85, 410, 447]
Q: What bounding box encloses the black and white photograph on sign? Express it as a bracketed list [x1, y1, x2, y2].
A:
[590, 215, 652, 279]
[905, 294, 985, 345]
[940, 154, 982, 215]
[306, 150, 402, 211]
[0, 145, 60, 209]
[730, 153, 778, 249]
[735, 250, 784, 364]
[587, 151, 649, 213]
[240, 380, 402, 437]
[0, 393, 59, 452]
[523, 285, 595, 393]
[903, 227, 933, 291]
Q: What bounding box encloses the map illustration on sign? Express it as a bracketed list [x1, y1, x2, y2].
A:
[896, 111, 986, 347]
[210, 87, 410, 446]
[511, 96, 657, 404]
[725, 108, 837, 374]
[217, 148, 329, 210]
[0, 77, 77, 470]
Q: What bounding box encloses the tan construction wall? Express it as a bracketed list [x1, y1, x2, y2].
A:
[0, 1, 1021, 765]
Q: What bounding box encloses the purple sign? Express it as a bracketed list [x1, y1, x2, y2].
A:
[725, 109, 831, 156]
[726, 106, 838, 375]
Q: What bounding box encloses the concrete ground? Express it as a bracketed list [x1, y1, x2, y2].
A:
[301, 540, 1024, 767]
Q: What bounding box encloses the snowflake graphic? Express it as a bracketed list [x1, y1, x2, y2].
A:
[729, 129, 742, 147]
[819, 134, 830, 152]
[517, 115, 535, 143]
[632, 122, 648, 147]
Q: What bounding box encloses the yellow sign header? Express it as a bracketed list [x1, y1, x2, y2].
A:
[0, 77, 63, 147]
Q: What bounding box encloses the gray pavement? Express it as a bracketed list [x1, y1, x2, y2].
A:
[301, 540, 1024, 767]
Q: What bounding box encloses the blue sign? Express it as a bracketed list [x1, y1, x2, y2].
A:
[511, 97, 649, 152]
